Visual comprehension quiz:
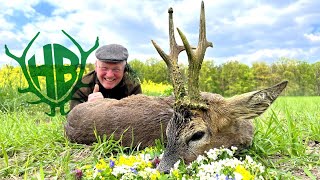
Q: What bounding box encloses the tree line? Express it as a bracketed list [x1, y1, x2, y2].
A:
[88, 57, 320, 96]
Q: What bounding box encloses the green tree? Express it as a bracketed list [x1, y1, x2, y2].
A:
[199, 60, 219, 93]
[86, 63, 95, 72]
[270, 58, 298, 95]
[295, 61, 315, 95]
[144, 58, 170, 83]
[313, 62, 320, 96]
[219, 60, 255, 97]
[129, 58, 170, 84]
[129, 59, 146, 81]
[252, 62, 272, 89]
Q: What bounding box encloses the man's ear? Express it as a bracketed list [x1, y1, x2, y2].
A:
[227, 81, 288, 120]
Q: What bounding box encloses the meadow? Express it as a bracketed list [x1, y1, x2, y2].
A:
[0, 66, 319, 179]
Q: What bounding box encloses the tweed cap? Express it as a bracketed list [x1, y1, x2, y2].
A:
[95, 44, 128, 62]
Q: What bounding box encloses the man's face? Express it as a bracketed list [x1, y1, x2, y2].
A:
[95, 60, 126, 89]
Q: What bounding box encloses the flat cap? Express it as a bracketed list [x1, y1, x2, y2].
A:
[95, 44, 128, 62]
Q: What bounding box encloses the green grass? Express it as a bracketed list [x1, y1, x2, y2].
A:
[249, 96, 320, 178]
[0, 95, 319, 179]
[0, 111, 132, 179]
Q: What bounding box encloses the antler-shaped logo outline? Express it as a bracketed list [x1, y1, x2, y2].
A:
[5, 30, 99, 116]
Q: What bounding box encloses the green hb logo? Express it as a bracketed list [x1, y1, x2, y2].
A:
[5, 30, 99, 116]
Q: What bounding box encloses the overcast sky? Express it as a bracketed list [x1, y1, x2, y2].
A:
[1, 0, 320, 67]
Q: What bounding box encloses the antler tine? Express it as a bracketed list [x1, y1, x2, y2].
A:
[5, 32, 40, 65]
[151, 7, 186, 103]
[177, 1, 213, 105]
[198, 1, 213, 60]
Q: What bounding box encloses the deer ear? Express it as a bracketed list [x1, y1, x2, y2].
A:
[227, 81, 288, 120]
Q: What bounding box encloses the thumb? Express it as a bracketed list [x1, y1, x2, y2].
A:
[93, 84, 99, 92]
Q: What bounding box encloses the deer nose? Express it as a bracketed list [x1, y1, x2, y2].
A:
[156, 164, 171, 174]
[163, 169, 170, 174]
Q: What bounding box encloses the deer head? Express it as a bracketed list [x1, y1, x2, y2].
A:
[152, 1, 287, 173]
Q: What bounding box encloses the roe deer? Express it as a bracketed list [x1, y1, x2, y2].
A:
[150, 1, 287, 172]
[64, 1, 288, 173]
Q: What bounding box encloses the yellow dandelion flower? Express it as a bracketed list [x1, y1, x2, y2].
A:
[95, 159, 107, 170]
[84, 169, 93, 178]
[137, 161, 147, 170]
[235, 165, 254, 180]
[150, 171, 160, 180]
[172, 169, 180, 178]
[117, 155, 138, 166]
[147, 161, 153, 168]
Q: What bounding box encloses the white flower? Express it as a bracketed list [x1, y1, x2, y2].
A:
[234, 172, 243, 180]
[196, 154, 206, 164]
[259, 165, 265, 173]
[120, 172, 136, 180]
[206, 148, 219, 160]
[245, 155, 253, 163]
[85, 146, 267, 180]
[159, 153, 164, 159]
[224, 148, 234, 157]
[144, 167, 158, 174]
[173, 160, 181, 169]
[231, 146, 238, 152]
[112, 165, 132, 176]
[137, 171, 148, 179]
[139, 153, 151, 161]
[92, 168, 99, 178]
[138, 167, 158, 179]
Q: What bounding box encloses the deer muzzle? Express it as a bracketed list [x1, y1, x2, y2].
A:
[156, 149, 180, 173]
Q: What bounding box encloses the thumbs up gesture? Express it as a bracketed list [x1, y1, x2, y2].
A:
[88, 84, 104, 102]
[93, 84, 99, 92]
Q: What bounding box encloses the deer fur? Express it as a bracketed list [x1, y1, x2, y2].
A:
[65, 95, 174, 147]
[65, 81, 287, 150]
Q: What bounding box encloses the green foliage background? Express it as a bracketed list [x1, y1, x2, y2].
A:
[2, 57, 319, 98]
[129, 57, 320, 97]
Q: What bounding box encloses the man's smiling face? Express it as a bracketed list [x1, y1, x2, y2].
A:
[95, 60, 126, 89]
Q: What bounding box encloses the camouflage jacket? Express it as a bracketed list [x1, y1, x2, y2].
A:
[69, 70, 142, 110]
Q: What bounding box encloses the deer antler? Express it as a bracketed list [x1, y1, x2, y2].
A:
[177, 1, 213, 108]
[152, 1, 212, 110]
[151, 8, 186, 107]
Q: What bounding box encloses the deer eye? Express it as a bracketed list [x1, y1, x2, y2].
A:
[189, 131, 205, 142]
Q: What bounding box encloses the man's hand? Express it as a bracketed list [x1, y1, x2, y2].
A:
[88, 84, 104, 102]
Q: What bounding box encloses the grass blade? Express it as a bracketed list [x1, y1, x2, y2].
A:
[303, 167, 316, 180]
[1, 143, 9, 168]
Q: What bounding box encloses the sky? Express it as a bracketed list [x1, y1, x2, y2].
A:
[1, 0, 320, 67]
